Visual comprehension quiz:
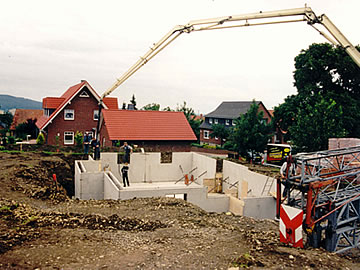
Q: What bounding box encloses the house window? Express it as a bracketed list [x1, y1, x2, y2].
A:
[225, 119, 230, 125]
[209, 118, 213, 124]
[232, 120, 236, 126]
[215, 136, 219, 140]
[204, 130, 209, 139]
[64, 109, 74, 120]
[93, 110, 99, 120]
[79, 90, 89, 97]
[214, 118, 218, 124]
[64, 131, 74, 145]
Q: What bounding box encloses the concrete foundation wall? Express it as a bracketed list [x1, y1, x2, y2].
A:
[77, 172, 104, 200]
[223, 160, 276, 198]
[192, 153, 217, 185]
[104, 172, 122, 200]
[243, 196, 276, 219]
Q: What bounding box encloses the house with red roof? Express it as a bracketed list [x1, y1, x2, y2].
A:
[36, 80, 118, 146]
[10, 109, 43, 136]
[99, 110, 197, 151]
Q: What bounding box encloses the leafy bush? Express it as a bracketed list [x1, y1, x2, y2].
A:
[203, 144, 216, 149]
[36, 133, 45, 145]
[74, 131, 83, 147]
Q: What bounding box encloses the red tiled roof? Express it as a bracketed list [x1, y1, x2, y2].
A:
[103, 97, 118, 110]
[268, 109, 274, 117]
[10, 109, 43, 130]
[35, 115, 49, 130]
[42, 97, 65, 109]
[102, 110, 197, 141]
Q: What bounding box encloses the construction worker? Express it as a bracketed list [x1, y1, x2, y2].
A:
[120, 141, 132, 163]
[121, 163, 130, 187]
[83, 132, 91, 155]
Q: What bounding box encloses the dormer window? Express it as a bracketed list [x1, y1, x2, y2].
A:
[79, 90, 89, 97]
[64, 109, 74, 120]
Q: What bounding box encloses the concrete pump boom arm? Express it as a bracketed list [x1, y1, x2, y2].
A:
[100, 6, 360, 100]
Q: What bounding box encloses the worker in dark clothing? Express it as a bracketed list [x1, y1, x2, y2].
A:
[120, 141, 133, 163]
[91, 137, 100, 160]
[83, 132, 91, 155]
[121, 163, 130, 187]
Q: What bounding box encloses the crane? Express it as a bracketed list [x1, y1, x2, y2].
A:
[95, 6, 360, 150]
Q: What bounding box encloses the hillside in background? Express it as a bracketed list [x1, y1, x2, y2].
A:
[0, 94, 42, 111]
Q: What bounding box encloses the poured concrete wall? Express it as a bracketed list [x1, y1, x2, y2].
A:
[223, 160, 276, 198]
[243, 196, 276, 219]
[192, 153, 217, 185]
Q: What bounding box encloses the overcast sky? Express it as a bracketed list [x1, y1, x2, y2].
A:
[1, 0, 359, 114]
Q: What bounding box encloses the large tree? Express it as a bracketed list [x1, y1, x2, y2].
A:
[142, 103, 160, 111]
[176, 101, 203, 142]
[274, 43, 360, 151]
[225, 101, 272, 161]
[209, 124, 229, 147]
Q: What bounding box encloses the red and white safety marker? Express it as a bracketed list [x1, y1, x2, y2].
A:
[279, 204, 304, 248]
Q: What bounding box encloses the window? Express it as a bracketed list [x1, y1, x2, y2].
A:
[79, 90, 89, 97]
[161, 152, 173, 163]
[209, 118, 213, 124]
[214, 118, 218, 124]
[215, 136, 219, 140]
[232, 120, 236, 126]
[93, 110, 99, 120]
[64, 131, 74, 144]
[225, 119, 230, 125]
[64, 109, 74, 120]
[204, 130, 209, 139]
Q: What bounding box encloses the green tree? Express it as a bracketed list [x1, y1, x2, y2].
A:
[142, 103, 160, 111]
[74, 131, 83, 147]
[36, 132, 45, 145]
[289, 94, 346, 152]
[176, 102, 203, 142]
[130, 94, 137, 110]
[209, 124, 229, 147]
[15, 119, 37, 139]
[226, 101, 272, 161]
[274, 43, 360, 151]
[0, 112, 13, 129]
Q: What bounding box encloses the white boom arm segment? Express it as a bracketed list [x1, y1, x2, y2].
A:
[100, 6, 360, 100]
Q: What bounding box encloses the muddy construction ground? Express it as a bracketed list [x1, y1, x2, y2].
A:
[0, 151, 359, 269]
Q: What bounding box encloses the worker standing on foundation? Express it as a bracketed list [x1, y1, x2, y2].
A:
[120, 142, 132, 163]
[121, 163, 130, 187]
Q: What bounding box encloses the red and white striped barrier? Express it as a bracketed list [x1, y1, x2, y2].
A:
[279, 204, 303, 248]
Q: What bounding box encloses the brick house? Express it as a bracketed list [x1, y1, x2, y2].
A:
[99, 110, 197, 152]
[36, 80, 118, 146]
[199, 101, 273, 146]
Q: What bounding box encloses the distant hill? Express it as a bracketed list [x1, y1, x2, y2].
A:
[0, 94, 42, 111]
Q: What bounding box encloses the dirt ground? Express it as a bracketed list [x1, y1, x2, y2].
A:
[0, 151, 359, 270]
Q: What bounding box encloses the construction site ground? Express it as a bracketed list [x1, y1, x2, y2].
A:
[0, 151, 360, 269]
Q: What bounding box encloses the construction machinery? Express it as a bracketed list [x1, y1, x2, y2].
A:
[277, 146, 360, 253]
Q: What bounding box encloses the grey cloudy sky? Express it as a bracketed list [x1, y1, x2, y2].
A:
[0, 0, 359, 114]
